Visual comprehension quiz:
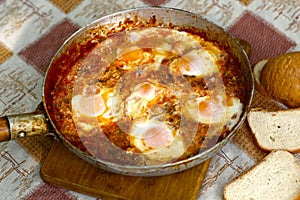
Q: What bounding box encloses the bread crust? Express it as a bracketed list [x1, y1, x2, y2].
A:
[256, 52, 300, 108]
[294, 192, 300, 200]
[223, 150, 300, 200]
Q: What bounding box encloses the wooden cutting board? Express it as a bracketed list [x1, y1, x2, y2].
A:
[40, 142, 211, 200]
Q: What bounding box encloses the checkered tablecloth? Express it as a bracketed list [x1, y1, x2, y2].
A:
[0, 0, 299, 199]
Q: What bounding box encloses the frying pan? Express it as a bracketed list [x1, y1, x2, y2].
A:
[0, 7, 254, 176]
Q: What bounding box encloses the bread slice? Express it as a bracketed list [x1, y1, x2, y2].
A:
[247, 108, 300, 153]
[223, 150, 300, 200]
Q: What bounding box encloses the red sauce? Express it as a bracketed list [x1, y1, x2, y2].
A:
[47, 16, 246, 166]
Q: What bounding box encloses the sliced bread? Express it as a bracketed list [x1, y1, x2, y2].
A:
[223, 150, 300, 200]
[247, 108, 300, 153]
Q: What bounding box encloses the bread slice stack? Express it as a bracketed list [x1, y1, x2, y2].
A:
[223, 150, 300, 200]
[247, 108, 300, 153]
[224, 107, 300, 199]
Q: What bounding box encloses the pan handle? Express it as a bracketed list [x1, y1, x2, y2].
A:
[0, 112, 50, 142]
[0, 117, 10, 141]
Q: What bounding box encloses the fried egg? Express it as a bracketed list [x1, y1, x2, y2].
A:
[71, 93, 106, 118]
[125, 82, 160, 119]
[170, 49, 219, 77]
[163, 29, 201, 55]
[130, 121, 185, 163]
[126, 27, 202, 55]
[71, 86, 124, 119]
[183, 95, 243, 128]
[132, 82, 158, 100]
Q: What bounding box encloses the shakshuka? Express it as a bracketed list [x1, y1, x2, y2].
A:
[49, 20, 246, 166]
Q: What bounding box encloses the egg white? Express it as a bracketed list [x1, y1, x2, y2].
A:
[125, 82, 160, 120]
[129, 121, 186, 163]
[224, 97, 243, 129]
[170, 48, 219, 77]
[71, 93, 106, 118]
[183, 95, 243, 128]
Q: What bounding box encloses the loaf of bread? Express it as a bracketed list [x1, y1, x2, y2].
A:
[253, 52, 300, 108]
[223, 150, 300, 200]
[247, 108, 300, 153]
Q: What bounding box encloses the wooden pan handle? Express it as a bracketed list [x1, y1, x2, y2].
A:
[0, 117, 10, 142]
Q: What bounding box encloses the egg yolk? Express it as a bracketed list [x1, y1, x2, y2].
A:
[134, 83, 157, 100]
[198, 98, 227, 124]
[121, 49, 143, 62]
[143, 126, 173, 149]
[75, 94, 105, 117]
[198, 100, 213, 117]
